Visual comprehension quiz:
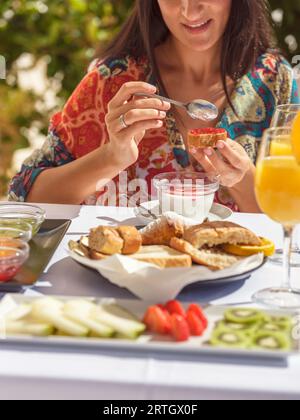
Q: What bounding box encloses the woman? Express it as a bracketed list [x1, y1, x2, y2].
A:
[9, 0, 299, 211]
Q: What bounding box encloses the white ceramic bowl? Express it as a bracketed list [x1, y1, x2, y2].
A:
[153, 172, 220, 222]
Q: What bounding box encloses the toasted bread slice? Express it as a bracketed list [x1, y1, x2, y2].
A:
[117, 226, 142, 255]
[188, 128, 227, 149]
[140, 214, 184, 246]
[89, 226, 124, 255]
[131, 245, 192, 269]
[170, 237, 241, 270]
[183, 221, 261, 249]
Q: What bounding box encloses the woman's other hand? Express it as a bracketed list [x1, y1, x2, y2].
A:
[105, 81, 170, 170]
[190, 138, 253, 188]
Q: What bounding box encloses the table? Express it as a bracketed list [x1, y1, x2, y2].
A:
[0, 203, 300, 400]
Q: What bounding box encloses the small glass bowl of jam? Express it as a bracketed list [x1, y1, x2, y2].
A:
[0, 238, 29, 283]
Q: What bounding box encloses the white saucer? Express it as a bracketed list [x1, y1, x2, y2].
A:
[134, 200, 233, 225]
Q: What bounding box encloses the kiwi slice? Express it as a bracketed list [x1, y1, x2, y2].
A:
[215, 321, 257, 335]
[225, 308, 264, 324]
[252, 331, 291, 351]
[210, 330, 250, 349]
[269, 316, 292, 329]
[259, 321, 291, 335]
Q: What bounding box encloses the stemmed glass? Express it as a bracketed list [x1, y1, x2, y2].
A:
[270, 104, 300, 267]
[271, 104, 300, 128]
[253, 127, 300, 309]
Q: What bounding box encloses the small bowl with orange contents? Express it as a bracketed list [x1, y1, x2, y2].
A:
[0, 238, 29, 283]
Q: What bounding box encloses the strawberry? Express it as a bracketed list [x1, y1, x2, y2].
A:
[166, 300, 186, 318]
[188, 304, 208, 329]
[143, 306, 171, 335]
[170, 314, 190, 342]
[157, 304, 169, 316]
[186, 310, 205, 336]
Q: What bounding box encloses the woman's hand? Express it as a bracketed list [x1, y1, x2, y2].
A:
[105, 81, 170, 170]
[190, 139, 253, 188]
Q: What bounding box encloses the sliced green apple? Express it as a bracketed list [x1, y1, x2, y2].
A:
[64, 300, 114, 338]
[92, 305, 145, 340]
[5, 321, 54, 337]
[31, 299, 88, 337]
[4, 304, 32, 321]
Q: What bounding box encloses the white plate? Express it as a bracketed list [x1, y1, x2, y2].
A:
[135, 201, 233, 225]
[0, 295, 298, 360]
[69, 249, 265, 301]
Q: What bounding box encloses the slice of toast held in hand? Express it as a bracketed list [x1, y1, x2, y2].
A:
[188, 128, 227, 149]
[131, 245, 192, 269]
[88, 226, 124, 255]
[117, 226, 142, 255]
[140, 213, 185, 246]
[170, 238, 241, 271]
[183, 221, 261, 249]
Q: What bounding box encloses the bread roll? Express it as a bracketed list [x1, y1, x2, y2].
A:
[88, 226, 124, 255]
[140, 214, 184, 246]
[117, 226, 142, 255]
[183, 221, 261, 249]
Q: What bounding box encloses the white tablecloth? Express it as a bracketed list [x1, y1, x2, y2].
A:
[0, 203, 300, 400]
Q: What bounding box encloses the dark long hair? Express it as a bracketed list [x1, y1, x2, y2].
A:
[103, 0, 278, 110]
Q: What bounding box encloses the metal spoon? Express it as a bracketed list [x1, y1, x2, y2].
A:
[120, 194, 158, 220]
[135, 92, 218, 122]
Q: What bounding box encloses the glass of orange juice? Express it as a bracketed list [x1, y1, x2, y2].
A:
[269, 105, 300, 267]
[254, 127, 300, 309]
[271, 104, 300, 128]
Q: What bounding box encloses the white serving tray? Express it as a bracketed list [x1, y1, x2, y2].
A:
[0, 295, 298, 360]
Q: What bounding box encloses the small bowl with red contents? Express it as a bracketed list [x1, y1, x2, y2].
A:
[0, 238, 29, 283]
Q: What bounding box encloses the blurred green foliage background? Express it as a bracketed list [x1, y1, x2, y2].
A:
[0, 0, 299, 197]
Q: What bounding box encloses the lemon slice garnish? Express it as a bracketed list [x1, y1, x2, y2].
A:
[223, 238, 275, 258]
[291, 111, 300, 164]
